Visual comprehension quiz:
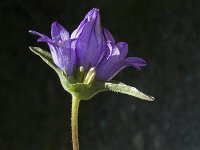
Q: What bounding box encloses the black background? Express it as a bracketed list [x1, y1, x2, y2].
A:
[0, 0, 200, 150]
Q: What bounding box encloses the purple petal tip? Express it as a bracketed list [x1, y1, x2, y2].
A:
[28, 30, 43, 37]
[87, 8, 99, 21]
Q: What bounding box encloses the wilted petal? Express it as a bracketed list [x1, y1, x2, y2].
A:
[51, 22, 70, 43]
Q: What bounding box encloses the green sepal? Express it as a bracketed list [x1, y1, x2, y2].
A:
[67, 81, 154, 101]
[69, 82, 106, 100]
[104, 81, 154, 101]
[29, 46, 75, 92]
[29, 46, 154, 101]
[29, 46, 61, 73]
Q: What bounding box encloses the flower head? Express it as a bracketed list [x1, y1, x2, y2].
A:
[29, 8, 154, 150]
[29, 22, 76, 76]
[29, 8, 146, 83]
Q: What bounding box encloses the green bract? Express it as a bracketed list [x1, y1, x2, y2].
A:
[29, 46, 154, 101]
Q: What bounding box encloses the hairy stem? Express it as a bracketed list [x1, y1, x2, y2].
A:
[71, 95, 81, 150]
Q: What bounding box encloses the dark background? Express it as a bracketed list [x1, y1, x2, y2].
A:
[0, 0, 200, 150]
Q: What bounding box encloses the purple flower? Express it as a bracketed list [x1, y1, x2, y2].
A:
[30, 8, 146, 82]
[29, 22, 77, 76]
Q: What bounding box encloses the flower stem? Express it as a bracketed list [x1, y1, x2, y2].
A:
[71, 95, 81, 150]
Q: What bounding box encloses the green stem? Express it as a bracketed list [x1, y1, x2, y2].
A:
[71, 95, 81, 150]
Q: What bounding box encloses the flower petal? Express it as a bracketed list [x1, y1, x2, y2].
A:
[29, 30, 53, 43]
[117, 42, 128, 60]
[96, 62, 124, 81]
[51, 40, 77, 75]
[37, 37, 53, 43]
[71, 18, 87, 39]
[96, 45, 146, 81]
[71, 8, 98, 39]
[102, 57, 146, 81]
[75, 8, 103, 70]
[29, 30, 46, 37]
[125, 57, 146, 70]
[96, 44, 121, 80]
[103, 28, 115, 45]
[67, 40, 77, 75]
[29, 29, 75, 75]
[47, 44, 61, 68]
[51, 22, 70, 43]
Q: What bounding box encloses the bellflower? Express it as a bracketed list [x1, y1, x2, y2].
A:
[29, 8, 146, 82]
[29, 8, 154, 150]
